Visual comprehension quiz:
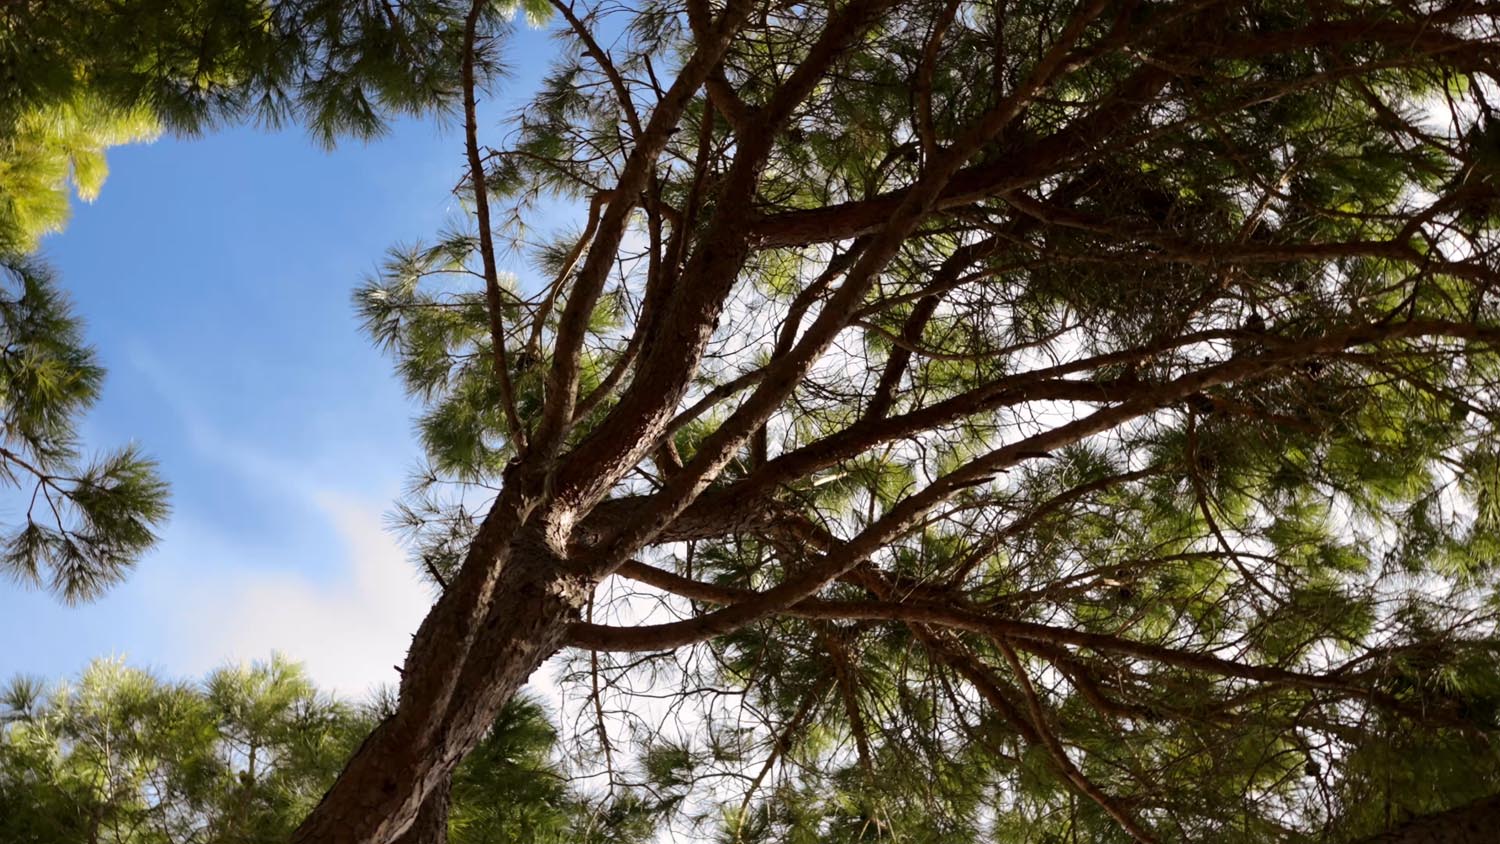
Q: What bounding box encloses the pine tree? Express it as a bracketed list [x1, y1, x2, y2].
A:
[0, 657, 358, 843]
[0, 256, 169, 602]
[0, 0, 519, 600]
[289, 0, 1500, 841]
[14, 0, 1500, 841]
[0, 656, 676, 844]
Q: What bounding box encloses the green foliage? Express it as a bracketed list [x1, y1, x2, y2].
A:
[0, 656, 365, 844]
[0, 256, 168, 602]
[377, 0, 1500, 840]
[450, 693, 676, 844]
[0, 0, 532, 252]
[0, 656, 668, 844]
[0, 90, 157, 254]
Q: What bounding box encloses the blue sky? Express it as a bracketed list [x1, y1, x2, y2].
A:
[1, 26, 565, 695]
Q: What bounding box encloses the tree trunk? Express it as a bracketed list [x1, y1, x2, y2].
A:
[390, 778, 451, 844]
[291, 513, 585, 844]
[289, 476, 786, 844]
[1351, 795, 1500, 844]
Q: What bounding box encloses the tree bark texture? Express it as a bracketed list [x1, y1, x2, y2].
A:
[389, 777, 451, 844]
[291, 512, 584, 844]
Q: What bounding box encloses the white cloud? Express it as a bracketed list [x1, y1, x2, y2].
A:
[152, 493, 433, 696]
[116, 348, 433, 696]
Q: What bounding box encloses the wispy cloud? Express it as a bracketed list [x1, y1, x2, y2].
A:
[149, 493, 432, 696]
[120, 348, 432, 695]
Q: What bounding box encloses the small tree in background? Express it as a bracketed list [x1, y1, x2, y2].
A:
[0, 657, 368, 843]
[0, 656, 667, 844]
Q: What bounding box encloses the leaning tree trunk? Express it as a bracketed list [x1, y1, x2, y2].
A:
[291, 500, 587, 844]
[1351, 795, 1500, 844]
[389, 778, 451, 844]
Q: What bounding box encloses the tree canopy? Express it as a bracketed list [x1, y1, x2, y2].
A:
[9, 0, 1500, 842]
[314, 0, 1500, 841]
[0, 656, 674, 844]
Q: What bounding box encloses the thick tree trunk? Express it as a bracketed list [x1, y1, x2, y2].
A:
[1351, 795, 1500, 844]
[289, 479, 789, 844]
[390, 778, 450, 844]
[291, 516, 584, 844]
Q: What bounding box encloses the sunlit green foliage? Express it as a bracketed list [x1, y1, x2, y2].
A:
[0, 0, 527, 252]
[0, 656, 365, 844]
[360, 0, 1500, 839]
[0, 92, 157, 255]
[0, 656, 674, 844]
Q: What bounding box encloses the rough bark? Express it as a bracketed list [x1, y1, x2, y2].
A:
[291, 510, 584, 844]
[288, 453, 791, 844]
[389, 778, 450, 844]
